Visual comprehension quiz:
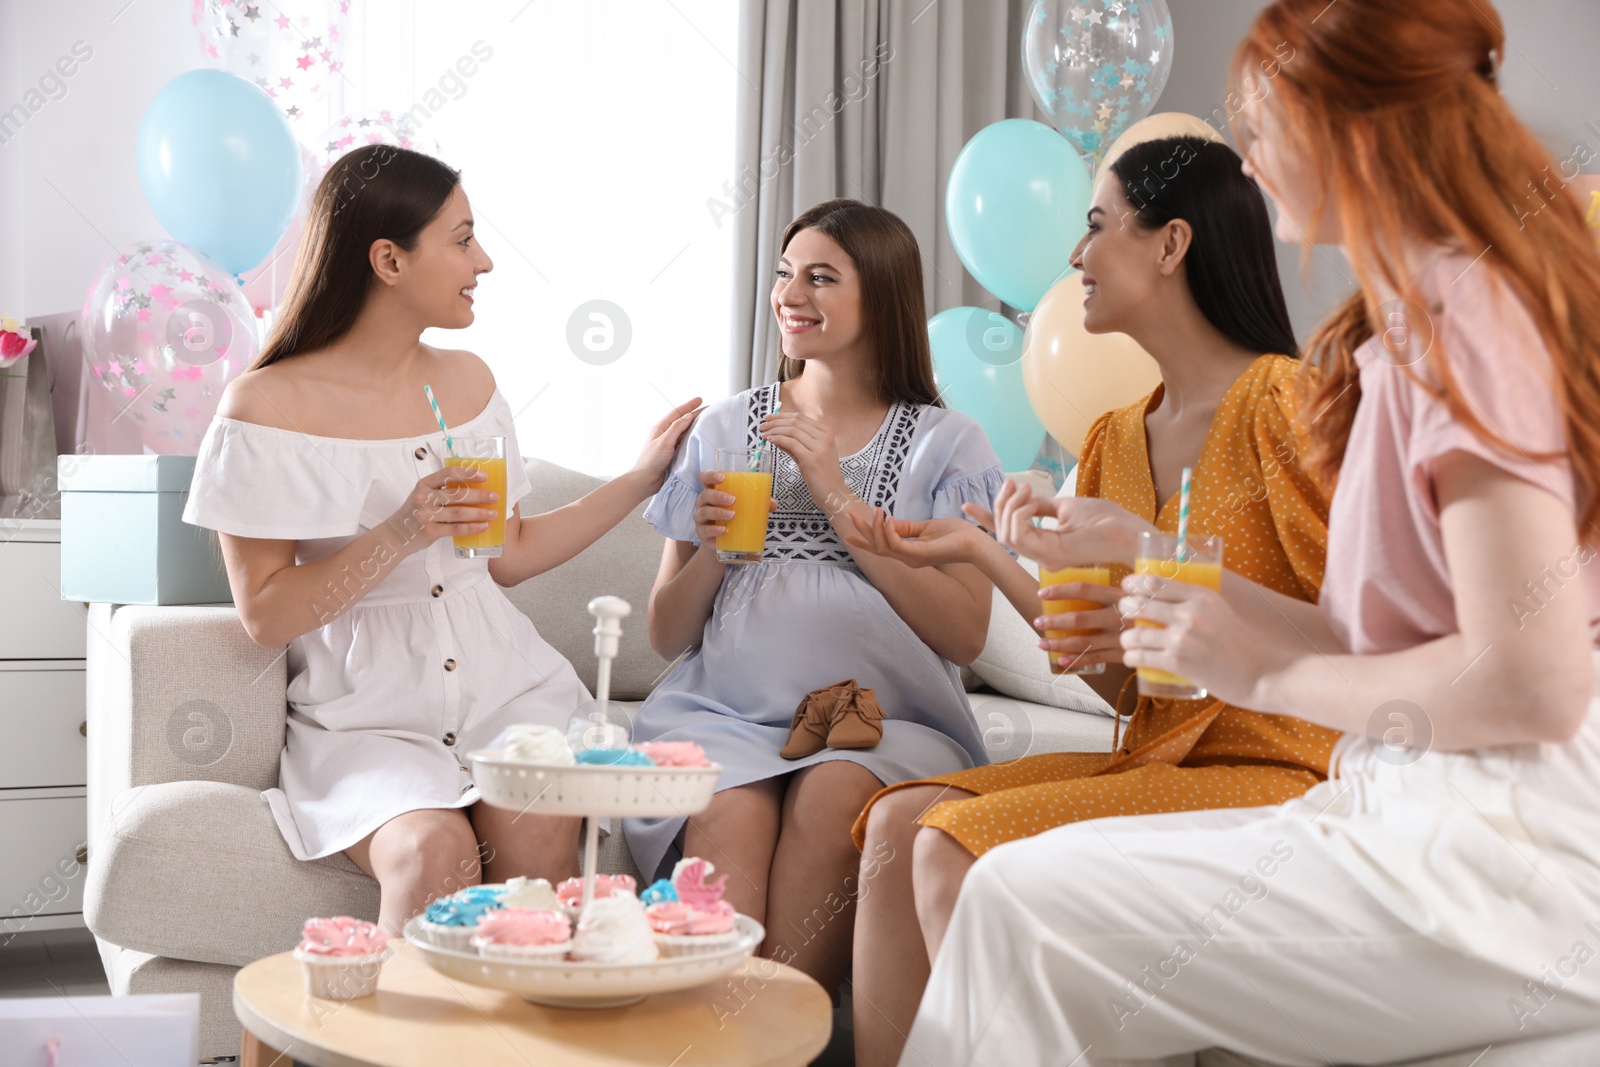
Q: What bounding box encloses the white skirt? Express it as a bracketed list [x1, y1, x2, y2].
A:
[901, 658, 1600, 1066]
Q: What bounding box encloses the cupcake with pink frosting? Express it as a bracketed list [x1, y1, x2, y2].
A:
[633, 741, 711, 767]
[469, 907, 573, 962]
[644, 857, 743, 957]
[293, 916, 391, 999]
[555, 873, 636, 920]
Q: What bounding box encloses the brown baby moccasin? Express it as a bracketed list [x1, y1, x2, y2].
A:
[780, 679, 885, 758]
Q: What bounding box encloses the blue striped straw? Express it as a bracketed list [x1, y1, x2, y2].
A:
[1176, 466, 1193, 563]
[750, 397, 781, 470]
[422, 385, 454, 457]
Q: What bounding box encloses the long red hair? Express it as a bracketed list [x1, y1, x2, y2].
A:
[1232, 0, 1600, 539]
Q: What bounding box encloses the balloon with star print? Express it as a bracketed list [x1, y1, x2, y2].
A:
[308, 107, 443, 173]
[191, 0, 351, 130]
[1022, 0, 1174, 159]
[80, 240, 259, 455]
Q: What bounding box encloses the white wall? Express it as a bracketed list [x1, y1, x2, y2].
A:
[9, 0, 195, 318]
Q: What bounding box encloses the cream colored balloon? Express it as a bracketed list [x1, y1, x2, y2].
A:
[1021, 273, 1164, 455]
[1094, 112, 1228, 192]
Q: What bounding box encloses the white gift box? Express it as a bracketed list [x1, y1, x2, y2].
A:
[0, 991, 199, 1066]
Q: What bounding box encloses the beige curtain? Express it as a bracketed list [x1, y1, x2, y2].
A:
[728, 0, 1041, 391]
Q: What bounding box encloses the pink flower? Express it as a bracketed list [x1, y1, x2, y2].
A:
[0, 323, 36, 368]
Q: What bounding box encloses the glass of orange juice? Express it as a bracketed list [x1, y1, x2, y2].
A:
[1133, 530, 1223, 700]
[1038, 566, 1112, 675]
[444, 435, 507, 558]
[714, 446, 773, 564]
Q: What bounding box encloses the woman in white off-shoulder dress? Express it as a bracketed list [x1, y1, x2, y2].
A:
[182, 145, 699, 937]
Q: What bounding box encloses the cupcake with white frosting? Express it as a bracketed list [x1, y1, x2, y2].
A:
[498, 876, 560, 912]
[498, 724, 575, 765]
[569, 892, 659, 964]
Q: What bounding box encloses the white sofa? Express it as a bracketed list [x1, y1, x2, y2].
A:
[81, 458, 1599, 1064]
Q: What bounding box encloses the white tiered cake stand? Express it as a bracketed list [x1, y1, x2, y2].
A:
[405, 596, 763, 1008]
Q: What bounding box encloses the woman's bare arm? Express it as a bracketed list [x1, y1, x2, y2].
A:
[647, 539, 726, 661]
[1121, 453, 1594, 749]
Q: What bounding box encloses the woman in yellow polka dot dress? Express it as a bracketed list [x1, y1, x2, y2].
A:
[842, 136, 1341, 1067]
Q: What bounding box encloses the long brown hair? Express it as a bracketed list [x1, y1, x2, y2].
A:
[1233, 0, 1600, 538]
[777, 199, 942, 407]
[249, 145, 461, 371]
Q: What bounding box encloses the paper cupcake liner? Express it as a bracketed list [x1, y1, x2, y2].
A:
[293, 947, 391, 1000]
[652, 929, 743, 958]
[474, 939, 572, 963]
[417, 920, 480, 952]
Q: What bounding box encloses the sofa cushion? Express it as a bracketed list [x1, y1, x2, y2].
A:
[970, 579, 1119, 717]
[969, 464, 1118, 715]
[970, 692, 1116, 762]
[503, 457, 673, 700]
[86, 780, 380, 968]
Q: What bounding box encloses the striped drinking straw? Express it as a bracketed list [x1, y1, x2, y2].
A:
[1176, 466, 1193, 563]
[750, 397, 781, 470]
[422, 384, 455, 457]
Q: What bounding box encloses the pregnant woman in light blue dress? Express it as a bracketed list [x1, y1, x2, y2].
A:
[626, 199, 1002, 993]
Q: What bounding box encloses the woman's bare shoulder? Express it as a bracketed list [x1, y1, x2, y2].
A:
[217, 347, 495, 433]
[216, 360, 308, 430]
[427, 345, 498, 414]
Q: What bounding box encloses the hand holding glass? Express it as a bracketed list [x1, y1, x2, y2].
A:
[1133, 531, 1223, 700]
[714, 446, 773, 564]
[1038, 566, 1112, 675]
[444, 435, 507, 558]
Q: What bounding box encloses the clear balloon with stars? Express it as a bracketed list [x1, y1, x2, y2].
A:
[1022, 0, 1175, 160]
[190, 0, 352, 128]
[80, 240, 259, 454]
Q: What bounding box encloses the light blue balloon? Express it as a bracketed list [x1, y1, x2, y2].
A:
[136, 69, 302, 275]
[946, 119, 1092, 312]
[929, 307, 1046, 471]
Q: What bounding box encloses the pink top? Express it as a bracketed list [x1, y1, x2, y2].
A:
[1320, 251, 1600, 654]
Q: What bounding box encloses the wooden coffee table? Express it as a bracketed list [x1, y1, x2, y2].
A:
[234, 939, 834, 1066]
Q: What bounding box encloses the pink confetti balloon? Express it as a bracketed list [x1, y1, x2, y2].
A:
[310, 107, 442, 173]
[191, 0, 351, 127]
[80, 240, 259, 455]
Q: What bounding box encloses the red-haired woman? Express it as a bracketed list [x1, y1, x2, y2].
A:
[898, 1, 1600, 1063]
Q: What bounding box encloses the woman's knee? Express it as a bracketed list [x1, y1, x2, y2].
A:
[373, 808, 483, 888]
[795, 761, 883, 809]
[782, 763, 886, 847]
[695, 778, 784, 831]
[863, 784, 965, 849]
[912, 825, 974, 885]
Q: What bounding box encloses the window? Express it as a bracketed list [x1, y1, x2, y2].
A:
[348, 1, 739, 475]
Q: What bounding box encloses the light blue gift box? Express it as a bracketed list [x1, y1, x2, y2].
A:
[58, 455, 232, 605]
